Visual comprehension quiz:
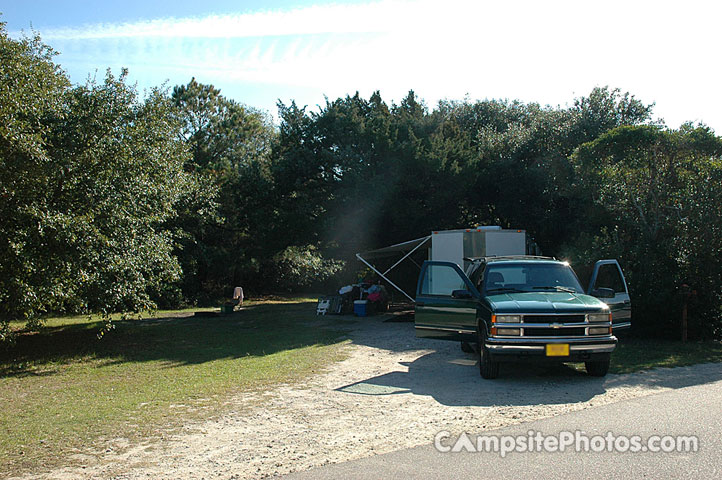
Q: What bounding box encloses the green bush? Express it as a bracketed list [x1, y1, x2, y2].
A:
[267, 246, 345, 292]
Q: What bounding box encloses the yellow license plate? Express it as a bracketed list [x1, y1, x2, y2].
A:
[546, 344, 570, 356]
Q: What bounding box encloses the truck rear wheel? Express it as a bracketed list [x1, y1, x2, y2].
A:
[460, 341, 474, 353]
[477, 330, 499, 379]
[585, 359, 610, 377]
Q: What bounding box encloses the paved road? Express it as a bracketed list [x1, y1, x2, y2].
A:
[283, 378, 722, 479]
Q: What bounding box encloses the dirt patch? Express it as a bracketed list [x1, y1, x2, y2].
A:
[17, 315, 722, 479]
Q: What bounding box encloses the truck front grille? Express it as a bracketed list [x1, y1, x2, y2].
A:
[523, 327, 586, 337]
[523, 315, 585, 323]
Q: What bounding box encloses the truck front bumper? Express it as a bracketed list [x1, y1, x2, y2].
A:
[485, 336, 617, 362]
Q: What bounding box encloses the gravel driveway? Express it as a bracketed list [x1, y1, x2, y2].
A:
[28, 313, 722, 480]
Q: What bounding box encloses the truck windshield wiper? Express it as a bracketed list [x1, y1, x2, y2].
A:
[532, 286, 578, 293]
[486, 287, 527, 294]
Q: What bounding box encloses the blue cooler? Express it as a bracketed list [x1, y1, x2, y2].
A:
[353, 300, 368, 317]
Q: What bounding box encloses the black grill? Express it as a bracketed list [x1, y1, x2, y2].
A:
[523, 315, 585, 324]
[524, 327, 586, 337]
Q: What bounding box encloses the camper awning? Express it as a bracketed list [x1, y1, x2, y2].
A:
[356, 236, 431, 303]
[357, 236, 431, 260]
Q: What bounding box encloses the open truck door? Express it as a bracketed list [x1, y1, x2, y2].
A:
[414, 261, 479, 341]
[587, 259, 631, 331]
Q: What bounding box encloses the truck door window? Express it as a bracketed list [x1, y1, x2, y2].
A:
[593, 264, 626, 293]
[473, 264, 486, 290]
[421, 264, 468, 296]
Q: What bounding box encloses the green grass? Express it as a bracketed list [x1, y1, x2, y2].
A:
[0, 297, 350, 476]
[610, 337, 722, 374]
[565, 337, 722, 374]
[6, 306, 216, 331]
[3, 303, 720, 476]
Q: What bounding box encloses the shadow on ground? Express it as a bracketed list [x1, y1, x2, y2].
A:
[336, 350, 607, 407]
[0, 301, 347, 377]
[336, 315, 722, 407]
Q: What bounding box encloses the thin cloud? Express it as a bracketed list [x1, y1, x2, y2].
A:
[40, 1, 435, 40]
[20, 0, 722, 130]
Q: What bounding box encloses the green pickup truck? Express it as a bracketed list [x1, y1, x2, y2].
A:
[414, 256, 631, 379]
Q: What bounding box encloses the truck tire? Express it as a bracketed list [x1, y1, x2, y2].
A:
[585, 359, 610, 377]
[460, 341, 474, 353]
[477, 329, 499, 379]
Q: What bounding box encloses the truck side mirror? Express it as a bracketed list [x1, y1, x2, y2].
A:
[591, 287, 615, 298]
[452, 289, 473, 299]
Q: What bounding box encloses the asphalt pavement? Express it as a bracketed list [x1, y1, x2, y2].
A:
[282, 376, 722, 479]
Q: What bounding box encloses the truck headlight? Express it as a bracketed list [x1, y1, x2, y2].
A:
[496, 328, 521, 336]
[589, 326, 612, 335]
[588, 313, 611, 323]
[495, 315, 521, 323]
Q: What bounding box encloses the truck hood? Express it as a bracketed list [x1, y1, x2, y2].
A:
[486, 291, 607, 313]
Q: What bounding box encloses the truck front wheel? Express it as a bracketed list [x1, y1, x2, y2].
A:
[585, 359, 610, 377]
[477, 330, 499, 379]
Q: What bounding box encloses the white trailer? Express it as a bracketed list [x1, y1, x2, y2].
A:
[430, 226, 528, 271]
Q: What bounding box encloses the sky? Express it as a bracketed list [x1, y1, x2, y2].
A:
[3, 0, 721, 131]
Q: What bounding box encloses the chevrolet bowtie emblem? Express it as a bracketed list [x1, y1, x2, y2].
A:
[550, 323, 563, 329]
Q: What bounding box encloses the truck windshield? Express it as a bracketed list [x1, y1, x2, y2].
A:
[484, 263, 584, 294]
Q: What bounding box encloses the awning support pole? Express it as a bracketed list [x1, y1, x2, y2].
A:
[382, 236, 430, 276]
[356, 253, 416, 303]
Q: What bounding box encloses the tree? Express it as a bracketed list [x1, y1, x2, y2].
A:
[572, 86, 655, 143]
[0, 24, 207, 340]
[171, 78, 274, 173]
[570, 124, 722, 338]
[171, 79, 277, 297]
[0, 24, 70, 340]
